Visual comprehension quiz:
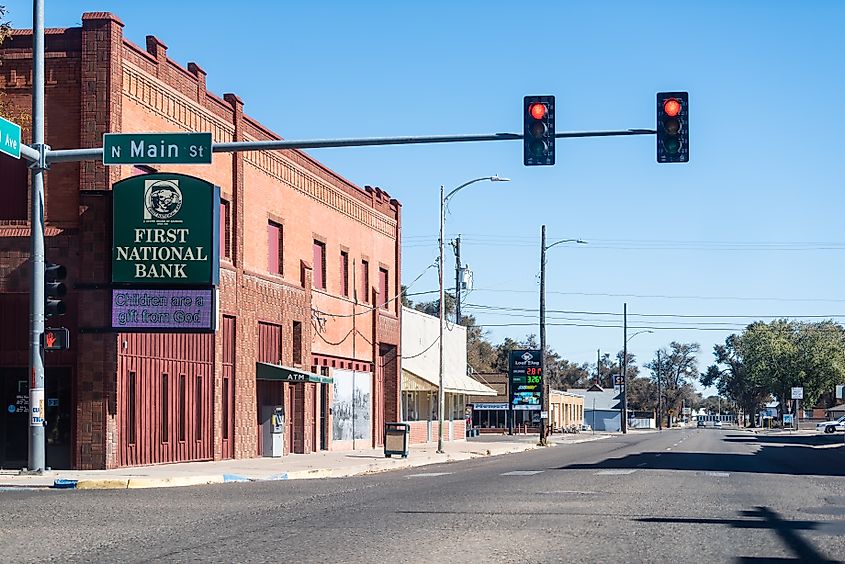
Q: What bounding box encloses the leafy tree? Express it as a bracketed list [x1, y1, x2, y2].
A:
[736, 320, 845, 410]
[700, 334, 768, 427]
[645, 341, 700, 417]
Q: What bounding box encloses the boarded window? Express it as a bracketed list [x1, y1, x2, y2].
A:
[340, 251, 349, 297]
[268, 222, 283, 275]
[292, 321, 303, 365]
[361, 260, 370, 303]
[220, 200, 231, 259]
[258, 322, 283, 365]
[222, 376, 230, 440]
[313, 240, 326, 289]
[379, 268, 389, 310]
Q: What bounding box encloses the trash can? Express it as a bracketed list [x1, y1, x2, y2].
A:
[384, 422, 409, 458]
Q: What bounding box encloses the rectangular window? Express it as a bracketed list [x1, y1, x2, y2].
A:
[195, 375, 203, 440]
[161, 373, 169, 442]
[222, 377, 230, 440]
[128, 371, 136, 445]
[220, 199, 231, 259]
[361, 260, 370, 303]
[292, 321, 303, 365]
[179, 374, 187, 442]
[0, 153, 28, 221]
[379, 268, 389, 310]
[340, 251, 349, 297]
[268, 222, 283, 275]
[313, 240, 326, 289]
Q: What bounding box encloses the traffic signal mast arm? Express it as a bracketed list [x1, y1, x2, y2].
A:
[25, 129, 656, 165]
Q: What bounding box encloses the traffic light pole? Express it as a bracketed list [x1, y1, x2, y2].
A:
[27, 0, 46, 473]
[539, 226, 547, 446]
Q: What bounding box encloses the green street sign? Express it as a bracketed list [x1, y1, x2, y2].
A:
[112, 173, 220, 285]
[0, 115, 22, 159]
[103, 132, 212, 165]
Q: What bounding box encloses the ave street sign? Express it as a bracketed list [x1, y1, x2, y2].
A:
[0, 115, 21, 159]
[103, 132, 212, 165]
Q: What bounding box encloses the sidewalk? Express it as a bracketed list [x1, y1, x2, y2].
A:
[0, 433, 611, 490]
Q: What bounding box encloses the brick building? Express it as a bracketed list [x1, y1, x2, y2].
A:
[0, 12, 401, 470]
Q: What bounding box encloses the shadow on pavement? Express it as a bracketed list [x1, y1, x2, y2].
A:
[558, 433, 845, 477]
[638, 506, 842, 563]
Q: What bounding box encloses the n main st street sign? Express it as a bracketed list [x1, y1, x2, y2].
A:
[103, 132, 212, 165]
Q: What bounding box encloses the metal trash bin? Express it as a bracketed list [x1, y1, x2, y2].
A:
[384, 422, 409, 458]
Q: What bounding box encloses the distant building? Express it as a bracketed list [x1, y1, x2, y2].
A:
[400, 308, 496, 443]
[567, 384, 621, 432]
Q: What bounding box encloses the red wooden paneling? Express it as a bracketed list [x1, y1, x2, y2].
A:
[118, 332, 214, 467]
[257, 322, 282, 365]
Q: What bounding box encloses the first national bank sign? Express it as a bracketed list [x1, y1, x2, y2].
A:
[112, 173, 219, 284]
[111, 173, 219, 332]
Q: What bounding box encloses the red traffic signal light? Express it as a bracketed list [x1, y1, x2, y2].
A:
[529, 103, 547, 120]
[657, 92, 689, 163]
[524, 96, 555, 166]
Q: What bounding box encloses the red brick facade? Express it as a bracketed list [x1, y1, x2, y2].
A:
[0, 12, 401, 469]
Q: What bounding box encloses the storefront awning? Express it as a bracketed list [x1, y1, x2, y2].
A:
[256, 362, 333, 384]
[401, 368, 497, 396]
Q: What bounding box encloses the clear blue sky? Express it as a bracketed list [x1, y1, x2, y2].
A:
[6, 1, 845, 391]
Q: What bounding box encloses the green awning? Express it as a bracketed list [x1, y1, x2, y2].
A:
[255, 362, 333, 384]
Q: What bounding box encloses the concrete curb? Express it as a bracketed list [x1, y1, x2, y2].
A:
[22, 434, 612, 491]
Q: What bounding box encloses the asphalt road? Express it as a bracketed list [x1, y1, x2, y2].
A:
[2, 429, 845, 563]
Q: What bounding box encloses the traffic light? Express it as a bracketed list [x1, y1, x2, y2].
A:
[45, 263, 67, 318]
[524, 95, 555, 166]
[657, 91, 689, 163]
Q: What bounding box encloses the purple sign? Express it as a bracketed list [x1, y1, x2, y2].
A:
[111, 288, 216, 332]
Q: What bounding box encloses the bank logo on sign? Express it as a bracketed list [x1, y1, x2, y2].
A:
[522, 352, 533, 361]
[144, 179, 183, 220]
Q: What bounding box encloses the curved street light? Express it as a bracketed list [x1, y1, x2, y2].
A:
[622, 318, 653, 434]
[539, 227, 587, 445]
[438, 175, 510, 454]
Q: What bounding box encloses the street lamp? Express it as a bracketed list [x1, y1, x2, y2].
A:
[438, 175, 509, 454]
[539, 225, 587, 446]
[621, 312, 653, 434]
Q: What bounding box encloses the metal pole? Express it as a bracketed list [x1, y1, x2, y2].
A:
[657, 349, 662, 431]
[454, 235, 461, 325]
[621, 303, 628, 434]
[540, 225, 548, 445]
[597, 349, 601, 385]
[27, 0, 47, 473]
[437, 185, 445, 454]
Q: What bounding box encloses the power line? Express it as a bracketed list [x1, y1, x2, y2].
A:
[468, 288, 845, 303]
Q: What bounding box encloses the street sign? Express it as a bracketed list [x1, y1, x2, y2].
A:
[837, 384, 844, 399]
[682, 407, 691, 415]
[41, 328, 70, 351]
[103, 132, 212, 165]
[791, 387, 804, 400]
[783, 413, 794, 424]
[0, 115, 21, 159]
[508, 349, 542, 411]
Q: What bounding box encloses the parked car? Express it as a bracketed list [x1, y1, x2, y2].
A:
[697, 419, 706, 428]
[713, 420, 722, 428]
[580, 423, 591, 432]
[816, 416, 845, 434]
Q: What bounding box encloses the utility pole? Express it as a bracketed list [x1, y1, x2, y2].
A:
[27, 0, 47, 473]
[453, 235, 462, 325]
[539, 225, 548, 446]
[621, 302, 628, 434]
[657, 349, 662, 431]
